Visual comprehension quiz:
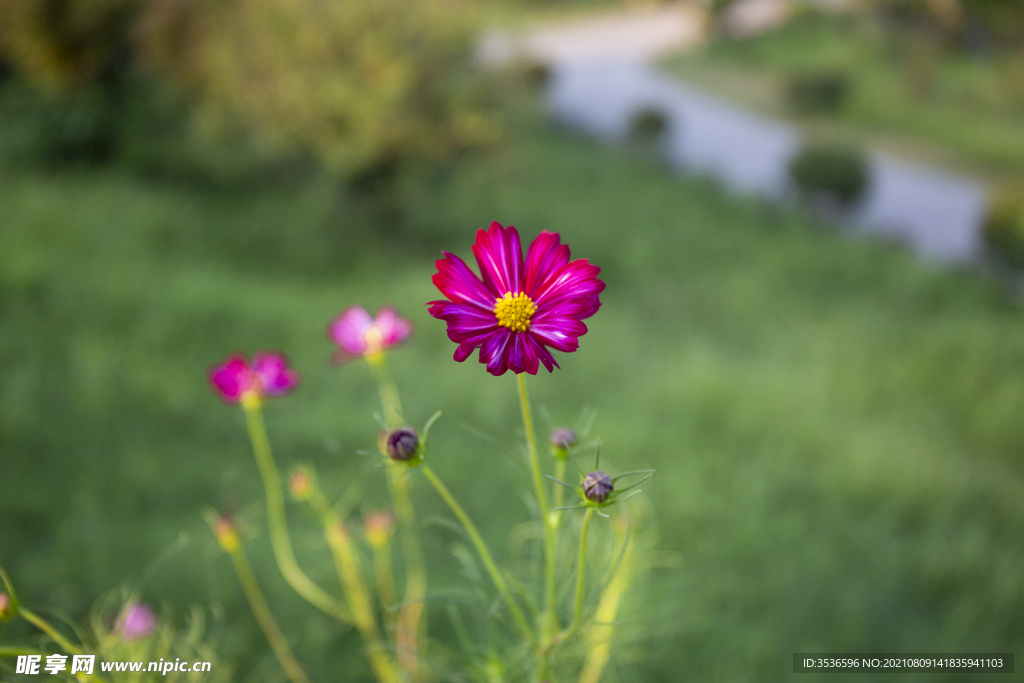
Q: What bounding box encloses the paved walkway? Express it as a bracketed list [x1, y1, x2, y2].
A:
[484, 5, 989, 262]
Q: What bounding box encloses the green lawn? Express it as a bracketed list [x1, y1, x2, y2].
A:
[3, 113, 1024, 681]
[664, 12, 1024, 184]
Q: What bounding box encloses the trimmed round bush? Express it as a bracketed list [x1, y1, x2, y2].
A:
[785, 70, 851, 115]
[788, 142, 870, 204]
[983, 188, 1024, 269]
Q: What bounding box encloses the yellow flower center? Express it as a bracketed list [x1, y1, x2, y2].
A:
[494, 291, 537, 332]
[363, 325, 384, 356]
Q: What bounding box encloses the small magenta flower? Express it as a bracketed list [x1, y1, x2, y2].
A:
[428, 222, 604, 376]
[328, 306, 413, 365]
[118, 603, 157, 640]
[208, 352, 300, 406]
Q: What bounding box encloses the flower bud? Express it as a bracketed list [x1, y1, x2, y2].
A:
[363, 510, 396, 549]
[549, 427, 577, 458]
[118, 603, 157, 641]
[0, 592, 13, 621]
[288, 469, 314, 501]
[213, 515, 240, 553]
[386, 427, 419, 462]
[582, 470, 613, 504]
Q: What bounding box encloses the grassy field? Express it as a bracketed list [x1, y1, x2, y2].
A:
[664, 12, 1024, 184]
[3, 112, 1024, 681]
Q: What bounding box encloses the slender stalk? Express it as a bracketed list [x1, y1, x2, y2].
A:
[226, 543, 311, 683]
[324, 522, 404, 683]
[577, 520, 633, 683]
[19, 609, 81, 655]
[242, 401, 351, 623]
[420, 464, 533, 642]
[560, 508, 594, 642]
[516, 375, 557, 636]
[369, 355, 428, 680]
[372, 542, 399, 636]
[551, 458, 568, 529]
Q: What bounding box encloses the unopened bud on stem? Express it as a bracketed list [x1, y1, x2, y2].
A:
[288, 469, 314, 501]
[386, 427, 420, 463]
[582, 470, 614, 504]
[0, 592, 13, 621]
[213, 516, 240, 553]
[549, 427, 577, 458]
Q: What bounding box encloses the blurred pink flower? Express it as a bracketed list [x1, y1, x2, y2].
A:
[118, 603, 157, 640]
[428, 222, 604, 376]
[208, 352, 300, 404]
[327, 306, 412, 364]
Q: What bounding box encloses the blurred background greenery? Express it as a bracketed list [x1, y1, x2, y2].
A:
[2, 0, 1024, 681]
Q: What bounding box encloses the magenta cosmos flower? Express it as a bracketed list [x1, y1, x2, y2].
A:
[327, 306, 412, 364]
[208, 352, 300, 404]
[428, 222, 604, 376]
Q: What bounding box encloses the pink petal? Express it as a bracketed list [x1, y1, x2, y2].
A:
[472, 222, 524, 298]
[428, 301, 499, 342]
[479, 327, 512, 376]
[328, 306, 374, 355]
[209, 355, 254, 403]
[528, 316, 589, 353]
[533, 259, 605, 316]
[524, 231, 571, 299]
[432, 251, 495, 310]
[252, 352, 300, 396]
[453, 329, 500, 362]
[505, 332, 540, 375]
[526, 334, 559, 372]
[373, 307, 413, 347]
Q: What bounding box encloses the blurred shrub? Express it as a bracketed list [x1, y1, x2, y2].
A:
[983, 186, 1024, 268]
[0, 79, 119, 164]
[629, 106, 669, 143]
[0, 0, 496, 183]
[0, 0, 135, 90]
[788, 142, 870, 204]
[135, 0, 497, 179]
[521, 61, 551, 91]
[785, 70, 850, 115]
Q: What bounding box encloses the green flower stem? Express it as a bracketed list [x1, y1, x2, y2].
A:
[19, 609, 81, 655]
[303, 491, 401, 683]
[551, 458, 568, 528]
[242, 401, 351, 623]
[516, 374, 557, 637]
[322, 521, 403, 683]
[420, 464, 533, 643]
[578, 519, 633, 683]
[224, 541, 311, 683]
[372, 541, 399, 635]
[369, 354, 428, 679]
[559, 507, 594, 642]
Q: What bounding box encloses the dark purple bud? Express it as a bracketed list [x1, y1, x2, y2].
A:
[549, 427, 577, 453]
[387, 427, 419, 462]
[582, 470, 613, 504]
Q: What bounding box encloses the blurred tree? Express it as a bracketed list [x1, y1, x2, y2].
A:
[134, 0, 496, 179]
